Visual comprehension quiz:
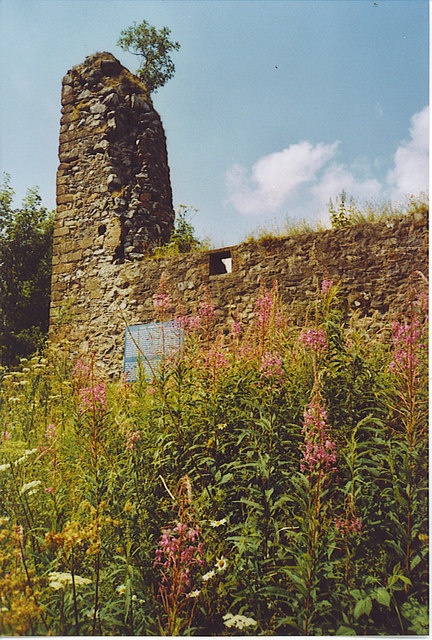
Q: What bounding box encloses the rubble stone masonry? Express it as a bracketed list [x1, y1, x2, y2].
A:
[50, 53, 428, 377]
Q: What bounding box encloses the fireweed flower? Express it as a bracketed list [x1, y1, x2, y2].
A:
[299, 328, 328, 353]
[254, 289, 273, 329]
[79, 382, 107, 414]
[153, 291, 173, 317]
[260, 351, 284, 383]
[300, 402, 337, 476]
[45, 423, 57, 440]
[154, 521, 204, 600]
[72, 358, 91, 383]
[389, 318, 423, 376]
[198, 300, 217, 322]
[230, 319, 242, 339]
[321, 278, 334, 296]
[335, 515, 363, 536]
[204, 347, 229, 373]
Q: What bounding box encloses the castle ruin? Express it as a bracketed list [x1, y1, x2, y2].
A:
[50, 53, 428, 377]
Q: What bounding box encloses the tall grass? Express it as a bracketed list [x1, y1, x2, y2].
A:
[0, 272, 428, 635]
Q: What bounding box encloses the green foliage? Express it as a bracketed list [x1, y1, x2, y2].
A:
[154, 205, 209, 256]
[117, 19, 180, 94]
[0, 274, 428, 635]
[328, 191, 429, 229]
[328, 189, 358, 228]
[0, 175, 53, 366]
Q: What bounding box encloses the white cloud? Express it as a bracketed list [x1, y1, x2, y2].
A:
[225, 141, 338, 215]
[387, 106, 429, 199]
[225, 106, 429, 225]
[311, 164, 382, 215]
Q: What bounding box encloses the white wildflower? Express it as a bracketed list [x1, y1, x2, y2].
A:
[209, 518, 227, 528]
[0, 463, 11, 473]
[20, 480, 42, 495]
[188, 589, 201, 598]
[223, 612, 258, 630]
[48, 571, 91, 590]
[116, 584, 126, 594]
[202, 569, 216, 582]
[215, 556, 228, 573]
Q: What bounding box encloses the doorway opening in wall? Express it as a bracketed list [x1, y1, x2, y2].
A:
[209, 250, 232, 275]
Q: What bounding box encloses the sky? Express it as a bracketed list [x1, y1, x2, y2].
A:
[0, 0, 429, 248]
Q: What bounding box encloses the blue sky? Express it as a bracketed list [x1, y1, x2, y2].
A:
[0, 0, 429, 247]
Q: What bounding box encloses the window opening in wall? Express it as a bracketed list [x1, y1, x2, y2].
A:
[124, 320, 183, 381]
[210, 250, 232, 275]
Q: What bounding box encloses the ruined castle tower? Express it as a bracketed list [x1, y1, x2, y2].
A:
[50, 52, 175, 369]
[50, 53, 428, 379]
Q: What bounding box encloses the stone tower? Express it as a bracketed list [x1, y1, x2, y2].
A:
[50, 52, 175, 370]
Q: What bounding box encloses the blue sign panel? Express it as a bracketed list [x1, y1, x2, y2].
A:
[124, 320, 183, 381]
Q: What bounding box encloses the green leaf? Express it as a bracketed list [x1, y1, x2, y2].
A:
[354, 596, 372, 620]
[336, 624, 356, 635]
[373, 587, 391, 607]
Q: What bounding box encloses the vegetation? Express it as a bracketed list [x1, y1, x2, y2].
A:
[328, 190, 429, 229]
[0, 273, 428, 635]
[245, 192, 428, 244]
[117, 20, 181, 94]
[0, 175, 53, 367]
[154, 205, 210, 257]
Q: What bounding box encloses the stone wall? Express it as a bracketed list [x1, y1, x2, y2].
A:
[50, 53, 428, 377]
[51, 209, 428, 377]
[55, 51, 174, 262]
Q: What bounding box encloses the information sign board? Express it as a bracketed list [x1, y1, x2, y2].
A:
[124, 320, 183, 381]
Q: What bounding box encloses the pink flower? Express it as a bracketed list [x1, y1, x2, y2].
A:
[299, 328, 328, 353]
[153, 291, 173, 317]
[79, 382, 107, 415]
[45, 423, 57, 440]
[204, 348, 229, 372]
[299, 402, 338, 476]
[176, 314, 201, 332]
[198, 300, 217, 321]
[255, 290, 273, 328]
[1, 429, 11, 442]
[335, 515, 363, 536]
[260, 351, 284, 383]
[72, 358, 91, 383]
[321, 279, 333, 296]
[154, 521, 204, 604]
[230, 320, 242, 339]
[389, 319, 423, 375]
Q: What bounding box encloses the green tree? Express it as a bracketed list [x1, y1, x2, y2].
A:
[0, 174, 53, 366]
[117, 20, 181, 94]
